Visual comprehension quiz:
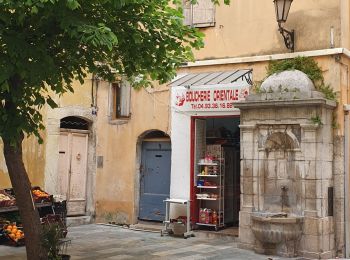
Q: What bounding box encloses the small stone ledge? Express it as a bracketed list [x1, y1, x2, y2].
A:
[108, 118, 130, 125]
[235, 98, 336, 110]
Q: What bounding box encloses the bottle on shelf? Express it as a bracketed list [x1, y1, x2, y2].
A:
[199, 208, 206, 223]
[212, 210, 218, 225]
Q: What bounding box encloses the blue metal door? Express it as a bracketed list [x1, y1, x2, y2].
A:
[139, 141, 171, 221]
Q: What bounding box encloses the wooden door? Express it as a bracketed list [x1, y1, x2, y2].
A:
[58, 132, 88, 216]
[139, 141, 171, 221]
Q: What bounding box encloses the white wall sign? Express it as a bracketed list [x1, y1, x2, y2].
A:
[172, 83, 250, 112]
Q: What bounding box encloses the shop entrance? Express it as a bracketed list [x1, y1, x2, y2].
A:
[191, 116, 240, 229]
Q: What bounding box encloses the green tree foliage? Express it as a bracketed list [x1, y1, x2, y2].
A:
[0, 0, 229, 144]
[0, 1, 229, 259]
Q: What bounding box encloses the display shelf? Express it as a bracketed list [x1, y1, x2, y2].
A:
[196, 186, 219, 189]
[0, 202, 52, 213]
[196, 223, 217, 227]
[197, 162, 219, 166]
[196, 198, 219, 201]
[195, 147, 225, 231]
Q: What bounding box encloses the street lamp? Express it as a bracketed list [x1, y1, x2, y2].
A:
[273, 0, 294, 52]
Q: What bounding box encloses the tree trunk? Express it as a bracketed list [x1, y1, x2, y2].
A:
[3, 133, 47, 260]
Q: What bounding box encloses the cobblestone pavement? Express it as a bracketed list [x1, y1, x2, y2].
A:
[0, 224, 293, 260]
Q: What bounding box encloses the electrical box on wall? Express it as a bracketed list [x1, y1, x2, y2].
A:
[97, 156, 103, 168]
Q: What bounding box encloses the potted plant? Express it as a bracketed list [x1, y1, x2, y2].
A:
[41, 223, 70, 260]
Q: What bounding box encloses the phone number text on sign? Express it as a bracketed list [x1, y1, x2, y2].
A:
[190, 102, 234, 110]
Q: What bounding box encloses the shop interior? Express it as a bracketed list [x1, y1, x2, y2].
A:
[194, 117, 241, 230]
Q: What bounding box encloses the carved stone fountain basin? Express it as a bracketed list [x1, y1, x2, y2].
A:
[251, 212, 303, 244]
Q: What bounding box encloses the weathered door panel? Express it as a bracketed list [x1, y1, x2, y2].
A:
[58, 132, 88, 216]
[67, 133, 88, 215]
[58, 133, 70, 197]
[139, 141, 171, 221]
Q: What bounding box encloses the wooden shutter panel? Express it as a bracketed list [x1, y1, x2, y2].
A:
[183, 1, 192, 26]
[183, 0, 215, 28]
[119, 80, 131, 117]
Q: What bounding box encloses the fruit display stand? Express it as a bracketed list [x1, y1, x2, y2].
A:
[0, 187, 67, 247]
[1, 223, 25, 246]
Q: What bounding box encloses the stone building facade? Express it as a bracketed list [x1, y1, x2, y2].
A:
[1, 0, 350, 258]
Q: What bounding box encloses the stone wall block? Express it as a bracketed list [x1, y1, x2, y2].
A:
[305, 180, 317, 199]
[316, 198, 327, 217]
[329, 233, 335, 251]
[321, 233, 330, 252]
[320, 217, 333, 235]
[241, 142, 254, 160]
[253, 159, 260, 178]
[252, 177, 258, 195]
[303, 142, 317, 160]
[320, 251, 334, 259]
[241, 194, 254, 207]
[304, 210, 318, 217]
[317, 143, 333, 162]
[304, 160, 316, 180]
[239, 211, 252, 227]
[315, 180, 323, 199]
[265, 159, 277, 179]
[320, 161, 333, 180]
[333, 136, 344, 157]
[238, 226, 255, 244]
[305, 198, 317, 211]
[334, 199, 345, 222]
[334, 221, 345, 254]
[264, 179, 280, 196]
[303, 130, 317, 143]
[300, 234, 319, 252]
[333, 167, 344, 186]
[242, 159, 253, 178]
[242, 177, 254, 195]
[333, 174, 344, 198]
[303, 217, 319, 235]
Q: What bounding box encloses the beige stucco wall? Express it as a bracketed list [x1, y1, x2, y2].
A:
[0, 78, 93, 191]
[194, 0, 341, 60]
[94, 81, 170, 223]
[0, 134, 46, 189]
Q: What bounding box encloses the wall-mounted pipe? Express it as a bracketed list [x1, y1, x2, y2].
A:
[344, 104, 350, 257]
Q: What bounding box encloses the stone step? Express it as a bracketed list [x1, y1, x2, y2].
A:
[66, 215, 92, 227]
[194, 227, 239, 242]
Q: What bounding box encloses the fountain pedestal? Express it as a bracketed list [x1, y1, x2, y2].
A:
[251, 213, 303, 257]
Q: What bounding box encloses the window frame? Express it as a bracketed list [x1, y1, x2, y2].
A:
[109, 80, 131, 124]
[183, 0, 216, 28]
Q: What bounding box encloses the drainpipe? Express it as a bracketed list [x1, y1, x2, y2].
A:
[344, 104, 350, 257]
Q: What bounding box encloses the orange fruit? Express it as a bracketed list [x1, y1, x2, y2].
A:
[9, 233, 15, 239]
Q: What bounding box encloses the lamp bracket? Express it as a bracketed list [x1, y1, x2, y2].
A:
[278, 23, 294, 52]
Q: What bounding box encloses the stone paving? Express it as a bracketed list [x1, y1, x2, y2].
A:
[0, 224, 294, 260]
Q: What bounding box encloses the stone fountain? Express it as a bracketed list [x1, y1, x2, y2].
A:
[235, 70, 336, 258]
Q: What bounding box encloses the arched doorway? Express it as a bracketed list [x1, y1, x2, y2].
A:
[58, 116, 90, 216]
[139, 130, 171, 221]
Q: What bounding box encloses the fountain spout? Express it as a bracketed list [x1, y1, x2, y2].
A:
[281, 185, 289, 212]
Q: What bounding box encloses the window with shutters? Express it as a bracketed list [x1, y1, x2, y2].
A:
[183, 0, 215, 28]
[109, 80, 131, 123]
